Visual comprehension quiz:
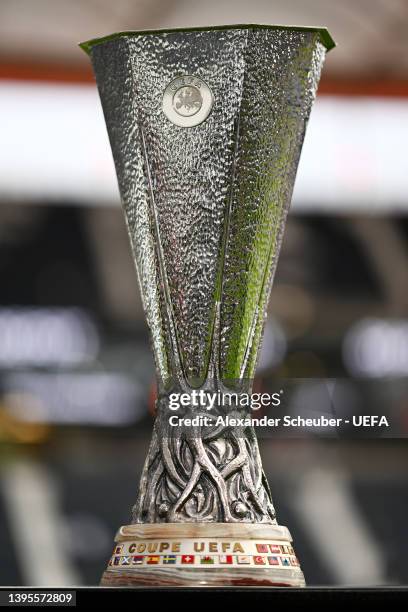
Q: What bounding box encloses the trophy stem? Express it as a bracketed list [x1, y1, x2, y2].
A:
[130, 394, 276, 525]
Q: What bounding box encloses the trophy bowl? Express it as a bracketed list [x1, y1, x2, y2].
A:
[80, 23, 334, 587]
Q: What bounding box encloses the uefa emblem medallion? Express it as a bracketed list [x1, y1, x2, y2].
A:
[162, 75, 214, 127]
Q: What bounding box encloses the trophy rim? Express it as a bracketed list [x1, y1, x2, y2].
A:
[79, 23, 336, 56]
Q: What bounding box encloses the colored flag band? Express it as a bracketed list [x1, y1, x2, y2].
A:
[256, 544, 294, 554]
[108, 553, 300, 568]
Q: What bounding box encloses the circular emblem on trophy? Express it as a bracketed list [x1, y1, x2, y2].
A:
[162, 75, 214, 127]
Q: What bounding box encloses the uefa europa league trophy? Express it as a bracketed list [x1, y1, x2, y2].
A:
[81, 24, 334, 587]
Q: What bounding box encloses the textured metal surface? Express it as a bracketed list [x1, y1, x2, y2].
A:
[87, 26, 328, 524]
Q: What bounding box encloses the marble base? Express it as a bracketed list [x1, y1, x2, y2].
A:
[101, 523, 305, 587]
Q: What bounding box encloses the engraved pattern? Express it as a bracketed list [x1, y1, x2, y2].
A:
[89, 27, 327, 524]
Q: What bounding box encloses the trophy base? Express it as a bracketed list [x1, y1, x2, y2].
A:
[101, 523, 305, 587]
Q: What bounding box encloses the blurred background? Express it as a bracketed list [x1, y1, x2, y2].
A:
[0, 0, 407, 587]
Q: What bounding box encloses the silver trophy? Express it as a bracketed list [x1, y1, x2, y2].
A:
[81, 24, 334, 587]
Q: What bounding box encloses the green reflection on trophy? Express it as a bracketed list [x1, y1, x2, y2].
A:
[81, 24, 334, 587]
